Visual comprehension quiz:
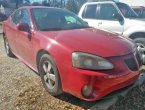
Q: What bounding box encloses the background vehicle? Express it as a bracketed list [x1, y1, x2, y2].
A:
[0, 0, 50, 21]
[132, 6, 145, 18]
[2, 6, 142, 101]
[0, 12, 7, 21]
[78, 1, 145, 58]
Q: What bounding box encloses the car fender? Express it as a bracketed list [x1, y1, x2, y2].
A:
[123, 25, 145, 38]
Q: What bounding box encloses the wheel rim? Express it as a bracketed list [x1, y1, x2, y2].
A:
[137, 43, 145, 49]
[42, 61, 56, 89]
[5, 38, 9, 54]
[137, 43, 145, 54]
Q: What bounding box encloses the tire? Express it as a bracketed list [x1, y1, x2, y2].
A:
[134, 38, 145, 65]
[39, 54, 63, 96]
[3, 36, 15, 57]
[134, 38, 145, 49]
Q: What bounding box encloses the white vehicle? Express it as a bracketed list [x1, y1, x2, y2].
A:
[78, 1, 145, 51]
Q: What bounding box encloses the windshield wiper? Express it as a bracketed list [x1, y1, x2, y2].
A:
[71, 25, 90, 29]
[41, 28, 62, 31]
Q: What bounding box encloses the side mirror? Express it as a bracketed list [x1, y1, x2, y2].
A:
[83, 21, 88, 25]
[17, 22, 30, 33]
[113, 13, 124, 22]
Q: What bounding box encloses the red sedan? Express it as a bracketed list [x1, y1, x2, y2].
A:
[2, 6, 143, 101]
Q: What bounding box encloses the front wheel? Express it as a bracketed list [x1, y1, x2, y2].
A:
[39, 54, 63, 96]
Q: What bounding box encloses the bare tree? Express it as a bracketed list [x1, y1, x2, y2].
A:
[77, 0, 87, 9]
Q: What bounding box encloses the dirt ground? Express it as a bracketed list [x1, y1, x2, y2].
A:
[1, 34, 145, 110]
[0, 35, 87, 110]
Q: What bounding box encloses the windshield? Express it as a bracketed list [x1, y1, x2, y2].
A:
[116, 2, 138, 18]
[32, 8, 89, 31]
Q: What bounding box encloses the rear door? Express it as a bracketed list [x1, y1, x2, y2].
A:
[5, 9, 22, 54]
[15, 9, 34, 65]
[80, 4, 100, 28]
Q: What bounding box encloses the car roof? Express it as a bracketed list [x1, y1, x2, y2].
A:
[87, 0, 115, 2]
[18, 6, 62, 11]
[85, 1, 125, 5]
[85, 1, 115, 5]
[132, 6, 145, 10]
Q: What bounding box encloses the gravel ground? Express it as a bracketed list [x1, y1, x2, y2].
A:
[0, 35, 86, 110]
[1, 33, 145, 110]
[108, 85, 145, 110]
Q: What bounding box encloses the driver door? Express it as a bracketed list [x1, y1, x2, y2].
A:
[97, 3, 124, 34]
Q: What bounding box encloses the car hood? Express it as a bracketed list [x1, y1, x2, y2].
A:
[41, 28, 135, 57]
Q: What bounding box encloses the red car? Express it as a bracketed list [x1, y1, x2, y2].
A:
[2, 6, 143, 101]
[132, 6, 145, 18]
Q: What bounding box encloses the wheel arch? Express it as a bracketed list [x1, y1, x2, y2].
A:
[129, 32, 145, 39]
[36, 49, 50, 74]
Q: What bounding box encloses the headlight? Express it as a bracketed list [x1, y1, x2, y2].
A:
[72, 52, 114, 70]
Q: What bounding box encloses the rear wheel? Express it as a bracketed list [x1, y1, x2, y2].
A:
[3, 36, 15, 57]
[39, 54, 63, 96]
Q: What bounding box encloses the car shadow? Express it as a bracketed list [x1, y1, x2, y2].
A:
[56, 93, 99, 109]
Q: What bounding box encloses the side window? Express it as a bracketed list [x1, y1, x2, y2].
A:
[10, 9, 31, 26]
[11, 10, 21, 25]
[19, 9, 31, 27]
[99, 4, 119, 20]
[142, 10, 145, 17]
[82, 4, 98, 19]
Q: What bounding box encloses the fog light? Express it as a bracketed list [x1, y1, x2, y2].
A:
[82, 85, 94, 98]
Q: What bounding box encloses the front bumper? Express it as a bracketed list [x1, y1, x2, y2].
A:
[68, 69, 141, 101]
[61, 52, 143, 101]
[89, 71, 140, 101]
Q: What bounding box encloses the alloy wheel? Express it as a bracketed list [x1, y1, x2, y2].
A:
[43, 61, 56, 89]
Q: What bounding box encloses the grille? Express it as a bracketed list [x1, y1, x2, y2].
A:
[124, 57, 138, 71]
